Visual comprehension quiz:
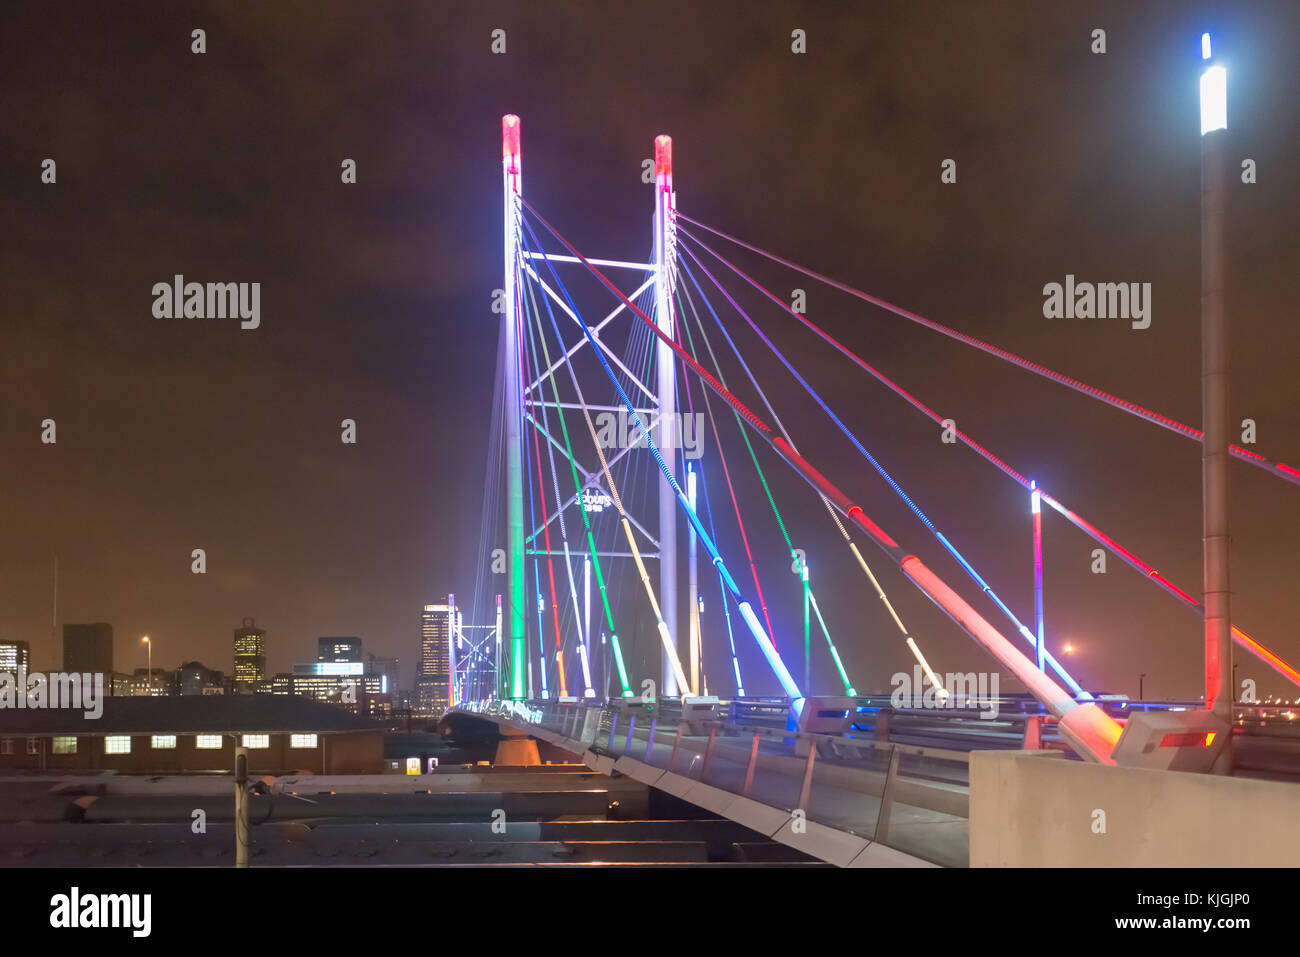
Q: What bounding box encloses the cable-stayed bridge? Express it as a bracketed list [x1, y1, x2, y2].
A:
[445, 112, 1300, 867]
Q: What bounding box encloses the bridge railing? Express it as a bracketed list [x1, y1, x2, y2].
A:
[490, 695, 970, 866]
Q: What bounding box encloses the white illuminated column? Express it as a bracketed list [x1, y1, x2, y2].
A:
[653, 134, 680, 696]
[494, 594, 502, 699]
[583, 557, 595, 697]
[1199, 33, 1232, 770]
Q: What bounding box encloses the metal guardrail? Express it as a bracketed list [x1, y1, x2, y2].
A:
[457, 694, 980, 865]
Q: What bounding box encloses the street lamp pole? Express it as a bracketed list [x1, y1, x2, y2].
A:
[1199, 34, 1233, 773]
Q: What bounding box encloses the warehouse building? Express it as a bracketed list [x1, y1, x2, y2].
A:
[0, 695, 383, 774]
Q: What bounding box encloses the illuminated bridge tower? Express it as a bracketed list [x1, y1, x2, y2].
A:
[497, 117, 692, 702]
[653, 134, 681, 696]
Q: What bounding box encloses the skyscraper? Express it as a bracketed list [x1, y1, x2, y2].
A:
[416, 598, 454, 715]
[233, 618, 266, 689]
[318, 637, 362, 663]
[62, 623, 113, 675]
[0, 640, 31, 674]
[366, 654, 400, 697]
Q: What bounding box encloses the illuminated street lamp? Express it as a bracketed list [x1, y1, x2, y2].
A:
[1199, 34, 1227, 134]
[142, 636, 152, 696]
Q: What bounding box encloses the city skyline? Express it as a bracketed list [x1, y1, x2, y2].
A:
[2, 607, 459, 697]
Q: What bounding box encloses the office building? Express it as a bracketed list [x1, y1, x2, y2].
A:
[233, 618, 266, 689]
[417, 598, 456, 715]
[176, 661, 225, 696]
[367, 654, 400, 697]
[0, 641, 31, 674]
[62, 623, 113, 676]
[318, 637, 362, 663]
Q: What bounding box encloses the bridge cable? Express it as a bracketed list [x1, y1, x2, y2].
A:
[677, 253, 938, 698]
[677, 215, 1300, 490]
[520, 228, 692, 697]
[678, 228, 1300, 690]
[673, 265, 859, 696]
[515, 199, 1132, 767]
[520, 205, 803, 703]
[678, 237, 1090, 698]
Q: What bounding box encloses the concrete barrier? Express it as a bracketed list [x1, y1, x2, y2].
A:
[970, 749, 1300, 866]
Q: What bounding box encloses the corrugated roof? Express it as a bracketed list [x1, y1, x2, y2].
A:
[0, 695, 379, 735]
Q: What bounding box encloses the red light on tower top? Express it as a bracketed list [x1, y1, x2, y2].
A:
[654, 134, 673, 179]
[502, 114, 521, 160]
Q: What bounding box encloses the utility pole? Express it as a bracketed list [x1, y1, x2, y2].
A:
[1199, 35, 1233, 773]
[234, 747, 249, 868]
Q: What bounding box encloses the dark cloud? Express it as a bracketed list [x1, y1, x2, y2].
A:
[1, 0, 1297, 700]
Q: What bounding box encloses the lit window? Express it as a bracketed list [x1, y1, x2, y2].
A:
[195, 735, 224, 749]
[0, 739, 12, 755]
[53, 737, 77, 755]
[290, 733, 318, 749]
[241, 734, 269, 749]
[27, 737, 39, 755]
[104, 736, 131, 755]
[151, 735, 177, 750]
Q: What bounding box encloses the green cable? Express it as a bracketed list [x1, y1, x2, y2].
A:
[520, 245, 632, 697]
[673, 279, 855, 695]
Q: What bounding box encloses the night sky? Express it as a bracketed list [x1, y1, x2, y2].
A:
[3, 1, 1298, 701]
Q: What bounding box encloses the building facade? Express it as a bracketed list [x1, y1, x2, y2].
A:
[176, 661, 225, 696]
[233, 618, 266, 689]
[318, 637, 362, 663]
[0, 697, 383, 774]
[417, 600, 455, 715]
[0, 640, 31, 675]
[62, 623, 113, 676]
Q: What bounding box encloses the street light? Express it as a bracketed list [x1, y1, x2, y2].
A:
[1199, 31, 1233, 775]
[142, 636, 151, 696]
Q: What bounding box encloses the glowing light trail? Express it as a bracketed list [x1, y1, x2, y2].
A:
[677, 215, 1300, 490]
[679, 225, 1300, 691]
[520, 199, 1121, 762]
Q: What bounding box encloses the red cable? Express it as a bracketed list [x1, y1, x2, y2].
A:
[677, 224, 1300, 690]
[525, 334, 569, 698]
[678, 214, 1300, 490]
